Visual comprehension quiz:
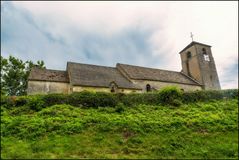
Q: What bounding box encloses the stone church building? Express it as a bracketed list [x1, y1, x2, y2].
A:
[27, 41, 221, 94]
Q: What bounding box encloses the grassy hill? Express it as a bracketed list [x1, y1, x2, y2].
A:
[1, 89, 238, 159]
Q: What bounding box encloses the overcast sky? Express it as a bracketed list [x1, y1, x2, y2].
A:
[1, 1, 238, 89]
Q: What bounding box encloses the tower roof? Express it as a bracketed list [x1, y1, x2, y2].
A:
[179, 41, 211, 54]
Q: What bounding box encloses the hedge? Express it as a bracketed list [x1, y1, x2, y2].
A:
[1, 89, 238, 110]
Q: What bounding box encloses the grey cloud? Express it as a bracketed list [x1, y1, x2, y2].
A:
[1, 2, 168, 71]
[220, 60, 238, 89]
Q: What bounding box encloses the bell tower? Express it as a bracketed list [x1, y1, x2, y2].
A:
[179, 41, 221, 90]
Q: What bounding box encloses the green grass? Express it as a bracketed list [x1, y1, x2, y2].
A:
[1, 99, 238, 159]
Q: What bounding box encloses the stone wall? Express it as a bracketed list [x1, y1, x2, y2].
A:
[27, 80, 200, 95]
[27, 81, 69, 95]
[132, 80, 202, 92]
[72, 86, 142, 93]
[180, 44, 203, 83]
[180, 43, 221, 90]
[194, 44, 221, 90]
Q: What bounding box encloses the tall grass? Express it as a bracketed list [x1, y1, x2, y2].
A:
[1, 97, 238, 159]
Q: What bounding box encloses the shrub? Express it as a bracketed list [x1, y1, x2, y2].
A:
[0, 96, 17, 109]
[15, 96, 28, 106]
[26, 95, 45, 111]
[182, 89, 238, 103]
[115, 103, 125, 113]
[221, 89, 238, 99]
[120, 93, 160, 106]
[68, 91, 118, 108]
[42, 93, 68, 106]
[1, 89, 237, 109]
[158, 86, 183, 106]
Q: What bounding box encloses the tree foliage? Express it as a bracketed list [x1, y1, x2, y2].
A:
[1, 55, 45, 96]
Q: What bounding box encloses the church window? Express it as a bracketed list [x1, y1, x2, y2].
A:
[146, 84, 151, 92]
[187, 51, 192, 59]
[111, 85, 115, 93]
[202, 48, 210, 61]
[110, 82, 117, 93]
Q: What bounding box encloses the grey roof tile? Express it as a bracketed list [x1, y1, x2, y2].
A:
[67, 62, 141, 89]
[28, 67, 69, 83]
[117, 63, 201, 85]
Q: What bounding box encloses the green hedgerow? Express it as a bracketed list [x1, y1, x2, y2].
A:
[158, 86, 183, 106]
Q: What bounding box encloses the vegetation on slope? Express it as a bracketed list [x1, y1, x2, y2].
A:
[1, 90, 238, 159]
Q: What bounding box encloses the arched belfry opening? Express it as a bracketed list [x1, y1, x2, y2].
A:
[187, 51, 192, 59]
[146, 84, 151, 92]
[202, 48, 210, 61]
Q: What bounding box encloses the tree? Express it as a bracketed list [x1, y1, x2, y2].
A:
[1, 55, 45, 96]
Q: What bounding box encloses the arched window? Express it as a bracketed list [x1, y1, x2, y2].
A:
[202, 48, 210, 61]
[146, 84, 151, 92]
[187, 51, 192, 59]
[111, 85, 115, 93]
[109, 82, 117, 93]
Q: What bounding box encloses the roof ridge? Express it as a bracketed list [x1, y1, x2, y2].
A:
[179, 41, 211, 54]
[67, 61, 115, 69]
[32, 67, 66, 72]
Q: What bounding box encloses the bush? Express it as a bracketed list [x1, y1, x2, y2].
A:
[14, 96, 28, 106]
[221, 89, 238, 99]
[26, 95, 45, 111]
[120, 92, 160, 106]
[1, 96, 17, 108]
[68, 91, 118, 108]
[42, 93, 68, 106]
[158, 86, 183, 106]
[115, 103, 125, 113]
[182, 89, 238, 103]
[1, 89, 237, 109]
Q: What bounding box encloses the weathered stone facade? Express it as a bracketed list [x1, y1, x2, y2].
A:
[27, 81, 69, 95]
[72, 86, 141, 93]
[131, 80, 202, 92]
[180, 42, 221, 90]
[27, 41, 221, 95]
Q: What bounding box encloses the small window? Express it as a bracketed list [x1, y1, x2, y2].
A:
[202, 48, 210, 61]
[187, 51, 192, 59]
[146, 84, 151, 92]
[111, 85, 115, 93]
[110, 82, 117, 93]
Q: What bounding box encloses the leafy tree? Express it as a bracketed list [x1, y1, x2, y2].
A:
[1, 55, 45, 96]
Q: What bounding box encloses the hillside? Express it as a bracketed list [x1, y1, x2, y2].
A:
[1, 89, 238, 159]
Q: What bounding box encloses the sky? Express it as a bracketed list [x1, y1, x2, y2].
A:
[1, 1, 238, 89]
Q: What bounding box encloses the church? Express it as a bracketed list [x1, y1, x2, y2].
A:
[27, 41, 221, 95]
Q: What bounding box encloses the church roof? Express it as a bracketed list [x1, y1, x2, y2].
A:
[117, 63, 202, 86]
[28, 67, 69, 83]
[67, 62, 141, 89]
[28, 62, 201, 89]
[179, 41, 211, 54]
